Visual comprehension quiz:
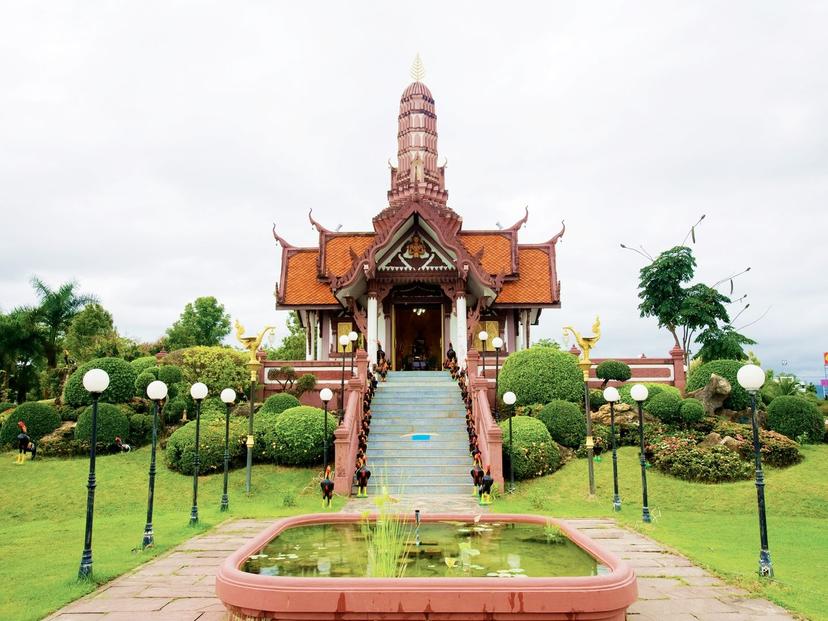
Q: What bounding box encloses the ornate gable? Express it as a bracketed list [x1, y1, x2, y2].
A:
[377, 227, 455, 273]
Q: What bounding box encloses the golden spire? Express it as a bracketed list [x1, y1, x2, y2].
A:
[410, 53, 425, 82]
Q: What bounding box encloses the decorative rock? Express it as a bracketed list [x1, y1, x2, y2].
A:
[720, 407, 767, 427]
[720, 436, 741, 452]
[592, 402, 637, 426]
[699, 432, 722, 448]
[687, 373, 731, 416]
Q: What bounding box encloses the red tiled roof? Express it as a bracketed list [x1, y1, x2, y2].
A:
[458, 233, 513, 275]
[324, 235, 376, 277]
[498, 248, 554, 303]
[282, 250, 337, 305]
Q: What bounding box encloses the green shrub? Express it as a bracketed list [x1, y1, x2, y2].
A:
[63, 357, 138, 407]
[577, 423, 612, 457]
[589, 389, 606, 411]
[74, 403, 130, 446]
[596, 360, 631, 384]
[161, 346, 248, 395]
[266, 406, 337, 466]
[157, 364, 183, 386]
[499, 416, 560, 479]
[679, 398, 706, 426]
[713, 421, 802, 467]
[0, 402, 61, 445]
[199, 397, 226, 421]
[647, 392, 683, 425]
[536, 400, 585, 448]
[165, 416, 247, 475]
[687, 359, 750, 411]
[767, 396, 823, 444]
[497, 347, 583, 406]
[253, 411, 280, 461]
[0, 402, 16, 414]
[130, 356, 158, 375]
[617, 383, 681, 407]
[260, 393, 301, 415]
[163, 397, 187, 423]
[128, 413, 154, 446]
[650, 436, 753, 482]
[134, 371, 156, 398]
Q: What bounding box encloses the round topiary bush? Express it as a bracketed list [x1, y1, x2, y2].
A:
[128, 413, 154, 446]
[0, 402, 61, 446]
[646, 391, 684, 425]
[134, 371, 156, 398]
[679, 398, 706, 426]
[617, 383, 681, 407]
[260, 393, 301, 415]
[596, 360, 632, 384]
[163, 397, 187, 423]
[130, 356, 158, 375]
[589, 389, 606, 411]
[165, 417, 247, 475]
[499, 416, 560, 480]
[650, 436, 753, 483]
[157, 364, 183, 386]
[64, 358, 138, 407]
[536, 400, 585, 448]
[74, 403, 130, 446]
[767, 396, 823, 443]
[199, 397, 226, 421]
[497, 347, 583, 406]
[253, 411, 280, 461]
[265, 406, 337, 465]
[686, 359, 750, 411]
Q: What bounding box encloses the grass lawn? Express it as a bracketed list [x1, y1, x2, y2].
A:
[497, 444, 828, 621]
[0, 448, 342, 621]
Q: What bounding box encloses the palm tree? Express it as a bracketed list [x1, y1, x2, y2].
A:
[30, 277, 98, 368]
[0, 307, 43, 402]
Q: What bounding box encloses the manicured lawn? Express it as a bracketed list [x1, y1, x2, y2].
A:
[0, 448, 340, 621]
[497, 444, 828, 621]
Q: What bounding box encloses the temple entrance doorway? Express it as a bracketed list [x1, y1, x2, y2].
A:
[391, 303, 443, 371]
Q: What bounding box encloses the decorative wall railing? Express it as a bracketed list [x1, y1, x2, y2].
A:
[465, 349, 505, 489]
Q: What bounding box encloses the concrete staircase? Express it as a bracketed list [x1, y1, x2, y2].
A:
[359, 371, 472, 496]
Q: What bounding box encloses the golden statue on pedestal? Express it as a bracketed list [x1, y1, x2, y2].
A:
[563, 316, 601, 368]
[234, 320, 276, 380]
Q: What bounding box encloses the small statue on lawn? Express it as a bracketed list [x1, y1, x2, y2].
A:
[478, 464, 494, 505]
[16, 421, 36, 463]
[320, 466, 334, 508]
[114, 436, 131, 453]
[470, 455, 484, 495]
[355, 457, 371, 498]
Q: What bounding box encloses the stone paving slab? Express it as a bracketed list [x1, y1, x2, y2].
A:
[45, 516, 796, 620]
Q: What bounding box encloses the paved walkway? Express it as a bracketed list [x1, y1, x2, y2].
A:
[45, 516, 795, 621]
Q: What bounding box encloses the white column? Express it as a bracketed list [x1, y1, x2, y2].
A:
[455, 295, 467, 369]
[367, 295, 378, 365]
[377, 308, 386, 358]
[315, 313, 322, 360]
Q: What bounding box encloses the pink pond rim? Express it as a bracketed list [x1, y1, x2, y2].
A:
[215, 512, 638, 621]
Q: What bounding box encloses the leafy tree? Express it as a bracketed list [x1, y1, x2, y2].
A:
[165, 296, 231, 350]
[30, 277, 98, 368]
[64, 303, 119, 363]
[266, 312, 306, 360]
[532, 338, 561, 349]
[694, 326, 756, 364]
[0, 307, 43, 402]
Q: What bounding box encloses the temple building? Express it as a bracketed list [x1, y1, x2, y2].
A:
[273, 75, 564, 369]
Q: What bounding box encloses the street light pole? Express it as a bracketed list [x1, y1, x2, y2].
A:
[492, 336, 503, 423]
[503, 390, 517, 493]
[579, 361, 596, 497]
[349, 331, 358, 377]
[220, 388, 236, 512]
[320, 388, 333, 469]
[478, 330, 488, 380]
[78, 368, 110, 580]
[189, 382, 208, 526]
[631, 384, 651, 523]
[143, 380, 168, 548]
[338, 334, 349, 422]
[604, 387, 621, 512]
[737, 364, 773, 578]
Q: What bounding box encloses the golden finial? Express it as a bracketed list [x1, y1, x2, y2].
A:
[410, 53, 425, 82]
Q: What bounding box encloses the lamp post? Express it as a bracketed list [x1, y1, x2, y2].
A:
[142, 380, 168, 548]
[349, 330, 358, 377]
[737, 364, 773, 578]
[78, 368, 110, 579]
[320, 388, 333, 469]
[492, 336, 503, 422]
[338, 334, 349, 422]
[220, 388, 236, 512]
[189, 382, 208, 526]
[603, 386, 622, 512]
[503, 391, 517, 493]
[478, 330, 488, 379]
[631, 384, 651, 523]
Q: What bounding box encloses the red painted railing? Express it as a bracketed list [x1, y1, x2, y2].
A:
[465, 349, 505, 489]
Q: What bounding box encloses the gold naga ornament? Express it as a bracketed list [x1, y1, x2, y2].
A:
[234, 320, 276, 381]
[562, 316, 601, 375]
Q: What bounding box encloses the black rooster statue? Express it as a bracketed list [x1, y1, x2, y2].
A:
[355, 457, 371, 498]
[16, 421, 36, 463]
[478, 464, 494, 505]
[114, 436, 131, 453]
[470, 455, 484, 495]
[321, 465, 334, 508]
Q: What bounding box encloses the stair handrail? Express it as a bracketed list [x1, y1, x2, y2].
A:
[466, 349, 505, 488]
[333, 349, 369, 495]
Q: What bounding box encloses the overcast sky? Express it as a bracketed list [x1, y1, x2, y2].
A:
[1, 2, 826, 381]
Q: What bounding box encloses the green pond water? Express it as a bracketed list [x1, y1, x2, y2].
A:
[243, 520, 605, 578]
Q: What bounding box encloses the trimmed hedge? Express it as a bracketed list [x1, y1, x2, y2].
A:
[64, 357, 138, 407]
[497, 347, 583, 406]
[589, 389, 606, 411]
[536, 400, 585, 449]
[595, 360, 631, 383]
[0, 402, 16, 414]
[618, 383, 681, 408]
[713, 420, 802, 467]
[165, 417, 247, 475]
[74, 403, 130, 446]
[499, 416, 560, 480]
[253, 411, 280, 461]
[767, 396, 823, 443]
[260, 393, 301, 415]
[128, 413, 154, 446]
[135, 371, 156, 398]
[161, 346, 248, 395]
[0, 402, 61, 445]
[679, 398, 706, 426]
[129, 356, 158, 375]
[687, 359, 750, 411]
[265, 406, 337, 466]
[650, 436, 753, 483]
[647, 392, 683, 425]
[163, 398, 188, 423]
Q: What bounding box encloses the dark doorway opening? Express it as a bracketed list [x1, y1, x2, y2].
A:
[392, 303, 443, 371]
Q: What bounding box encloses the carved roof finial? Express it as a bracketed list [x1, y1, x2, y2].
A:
[308, 208, 331, 234]
[507, 206, 529, 231]
[410, 53, 425, 82]
[272, 223, 295, 249]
